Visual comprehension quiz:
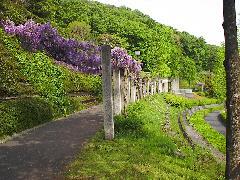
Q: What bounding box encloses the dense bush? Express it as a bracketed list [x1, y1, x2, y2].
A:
[0, 27, 102, 110]
[164, 93, 221, 109]
[0, 97, 53, 138]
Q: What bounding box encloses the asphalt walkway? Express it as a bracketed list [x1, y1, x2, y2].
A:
[0, 105, 103, 180]
[205, 111, 226, 136]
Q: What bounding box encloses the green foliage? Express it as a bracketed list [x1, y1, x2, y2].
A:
[67, 21, 91, 41]
[188, 107, 226, 153]
[1, 0, 226, 99]
[164, 93, 221, 109]
[96, 33, 129, 49]
[0, 0, 40, 23]
[0, 42, 21, 96]
[180, 57, 197, 85]
[66, 94, 224, 179]
[0, 97, 53, 138]
[0, 28, 67, 115]
[0, 28, 102, 116]
[211, 47, 226, 99]
[220, 110, 226, 124]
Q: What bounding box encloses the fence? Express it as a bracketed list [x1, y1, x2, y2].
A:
[101, 45, 179, 140]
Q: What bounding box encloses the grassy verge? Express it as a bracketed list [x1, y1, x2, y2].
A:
[66, 94, 224, 179]
[220, 110, 226, 124]
[188, 106, 226, 153]
[164, 93, 221, 109]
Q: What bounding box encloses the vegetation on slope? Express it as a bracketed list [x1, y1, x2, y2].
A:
[0, 0, 226, 139]
[66, 94, 224, 179]
[1, 0, 226, 99]
[188, 107, 226, 153]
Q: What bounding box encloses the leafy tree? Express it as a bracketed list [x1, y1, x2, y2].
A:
[179, 57, 197, 86]
[67, 21, 91, 41]
[96, 33, 129, 48]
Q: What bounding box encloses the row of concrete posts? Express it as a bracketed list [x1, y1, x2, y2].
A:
[112, 69, 176, 115]
[101, 45, 179, 140]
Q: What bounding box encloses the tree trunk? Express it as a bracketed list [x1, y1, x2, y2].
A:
[223, 0, 240, 178]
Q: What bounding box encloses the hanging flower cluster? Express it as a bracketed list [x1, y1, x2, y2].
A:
[2, 20, 141, 74]
[111, 47, 142, 74]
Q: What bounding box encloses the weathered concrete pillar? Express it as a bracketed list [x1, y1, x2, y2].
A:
[153, 79, 157, 94]
[161, 79, 168, 92]
[147, 79, 150, 96]
[120, 70, 125, 112]
[139, 78, 143, 99]
[101, 45, 114, 140]
[123, 70, 128, 112]
[158, 79, 162, 93]
[143, 79, 146, 97]
[113, 69, 121, 115]
[127, 76, 131, 104]
[151, 81, 154, 95]
[171, 78, 179, 93]
[136, 79, 140, 100]
[130, 77, 136, 103]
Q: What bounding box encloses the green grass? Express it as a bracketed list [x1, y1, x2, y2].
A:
[220, 110, 226, 124]
[66, 94, 224, 179]
[164, 93, 221, 109]
[188, 106, 226, 153]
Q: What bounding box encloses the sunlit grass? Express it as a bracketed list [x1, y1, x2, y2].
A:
[66, 94, 224, 179]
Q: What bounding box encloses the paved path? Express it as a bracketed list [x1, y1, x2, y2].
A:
[0, 105, 103, 180]
[205, 111, 226, 136]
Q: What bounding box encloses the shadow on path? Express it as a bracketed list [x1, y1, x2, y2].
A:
[205, 111, 226, 136]
[0, 105, 103, 180]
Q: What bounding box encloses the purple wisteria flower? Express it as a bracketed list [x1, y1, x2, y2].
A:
[2, 20, 141, 74]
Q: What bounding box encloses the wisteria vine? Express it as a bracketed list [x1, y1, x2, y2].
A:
[2, 20, 141, 74]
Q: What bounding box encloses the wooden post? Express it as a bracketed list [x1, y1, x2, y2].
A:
[113, 69, 121, 115]
[101, 45, 114, 140]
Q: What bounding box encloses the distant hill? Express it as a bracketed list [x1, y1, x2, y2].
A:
[0, 0, 225, 98]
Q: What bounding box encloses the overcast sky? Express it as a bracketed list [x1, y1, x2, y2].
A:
[94, 0, 240, 45]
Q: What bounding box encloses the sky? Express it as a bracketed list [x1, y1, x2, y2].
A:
[94, 0, 240, 45]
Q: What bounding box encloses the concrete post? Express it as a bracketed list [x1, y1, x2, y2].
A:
[130, 77, 136, 102]
[143, 79, 146, 97]
[139, 78, 143, 99]
[113, 69, 121, 115]
[127, 76, 131, 104]
[171, 78, 179, 93]
[101, 45, 114, 140]
[120, 70, 125, 112]
[151, 81, 154, 95]
[153, 79, 157, 94]
[147, 79, 150, 96]
[158, 79, 162, 93]
[123, 70, 128, 111]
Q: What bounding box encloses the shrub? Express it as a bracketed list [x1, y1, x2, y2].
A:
[164, 93, 221, 109]
[0, 97, 53, 138]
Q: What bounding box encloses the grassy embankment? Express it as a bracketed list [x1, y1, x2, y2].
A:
[66, 94, 224, 179]
[188, 107, 226, 154]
